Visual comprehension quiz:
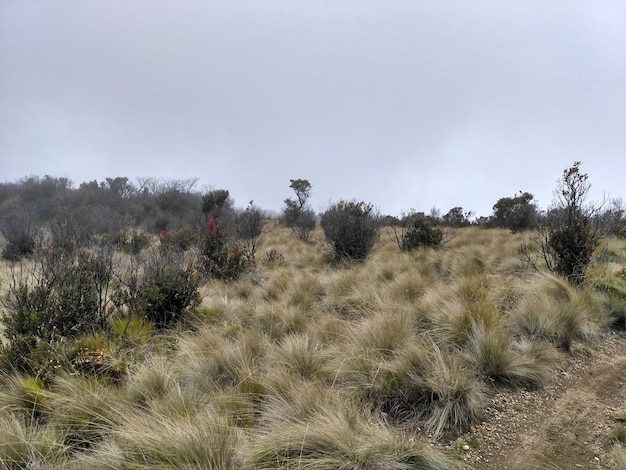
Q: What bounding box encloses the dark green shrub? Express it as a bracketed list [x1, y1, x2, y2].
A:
[320, 200, 379, 261]
[395, 214, 444, 250]
[2, 251, 102, 344]
[200, 217, 250, 281]
[136, 265, 201, 328]
[0, 248, 108, 377]
[491, 191, 538, 232]
[548, 221, 596, 284]
[545, 163, 599, 284]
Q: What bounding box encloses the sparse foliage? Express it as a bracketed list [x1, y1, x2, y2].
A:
[236, 201, 263, 260]
[282, 179, 316, 241]
[521, 162, 599, 284]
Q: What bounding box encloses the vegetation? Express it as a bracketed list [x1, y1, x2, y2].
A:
[282, 178, 317, 241]
[320, 200, 379, 261]
[391, 211, 445, 251]
[491, 191, 538, 232]
[0, 164, 623, 467]
[521, 162, 600, 284]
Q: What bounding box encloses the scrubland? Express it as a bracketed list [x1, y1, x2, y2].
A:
[1, 223, 626, 469]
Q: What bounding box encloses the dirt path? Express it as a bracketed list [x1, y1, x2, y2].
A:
[457, 332, 626, 469]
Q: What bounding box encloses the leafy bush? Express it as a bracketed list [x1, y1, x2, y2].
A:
[200, 217, 250, 281]
[320, 200, 379, 261]
[1, 250, 103, 345]
[547, 221, 596, 284]
[394, 213, 444, 250]
[491, 191, 538, 232]
[136, 265, 201, 328]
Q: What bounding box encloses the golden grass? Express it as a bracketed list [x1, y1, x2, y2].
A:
[1, 223, 625, 467]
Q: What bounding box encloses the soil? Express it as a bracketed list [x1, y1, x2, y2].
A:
[453, 331, 626, 469]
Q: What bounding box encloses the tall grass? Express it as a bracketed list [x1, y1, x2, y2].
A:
[0, 224, 624, 467]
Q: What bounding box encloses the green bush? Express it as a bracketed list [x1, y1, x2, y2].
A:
[137, 265, 201, 328]
[320, 200, 379, 261]
[545, 163, 599, 284]
[2, 251, 102, 344]
[548, 221, 596, 284]
[398, 214, 444, 250]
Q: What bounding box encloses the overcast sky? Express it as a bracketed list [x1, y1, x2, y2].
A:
[1, 1, 625, 217]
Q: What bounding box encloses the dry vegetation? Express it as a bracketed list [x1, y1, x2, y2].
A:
[1, 223, 626, 469]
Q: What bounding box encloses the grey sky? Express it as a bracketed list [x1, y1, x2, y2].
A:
[1, 1, 625, 218]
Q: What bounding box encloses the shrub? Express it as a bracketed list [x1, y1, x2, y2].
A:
[0, 212, 37, 261]
[521, 162, 600, 284]
[158, 225, 198, 253]
[200, 217, 249, 281]
[1, 231, 37, 261]
[136, 265, 201, 329]
[394, 213, 444, 250]
[320, 200, 379, 261]
[1, 249, 103, 345]
[119, 230, 150, 254]
[236, 201, 263, 260]
[491, 191, 538, 232]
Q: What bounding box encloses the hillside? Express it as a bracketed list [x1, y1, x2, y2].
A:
[0, 224, 625, 468]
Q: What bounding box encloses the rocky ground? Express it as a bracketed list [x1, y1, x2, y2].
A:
[450, 331, 626, 469]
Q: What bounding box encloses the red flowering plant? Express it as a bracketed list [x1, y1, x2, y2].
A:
[200, 217, 249, 281]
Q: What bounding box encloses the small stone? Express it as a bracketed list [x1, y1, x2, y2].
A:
[462, 444, 470, 451]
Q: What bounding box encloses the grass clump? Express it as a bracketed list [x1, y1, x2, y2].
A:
[247, 397, 458, 469]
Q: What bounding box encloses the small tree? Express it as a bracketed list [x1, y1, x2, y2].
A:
[392, 212, 444, 251]
[320, 200, 379, 261]
[282, 179, 316, 241]
[442, 207, 473, 227]
[521, 162, 599, 284]
[492, 192, 538, 232]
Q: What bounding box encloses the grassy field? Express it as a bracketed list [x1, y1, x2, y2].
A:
[1, 223, 625, 469]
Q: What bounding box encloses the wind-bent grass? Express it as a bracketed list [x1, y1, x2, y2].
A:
[247, 395, 459, 470]
[47, 374, 126, 450]
[113, 407, 245, 469]
[0, 415, 66, 469]
[510, 273, 600, 349]
[1, 224, 625, 466]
